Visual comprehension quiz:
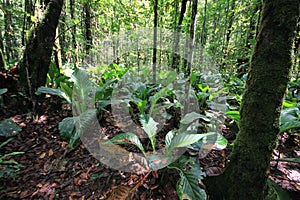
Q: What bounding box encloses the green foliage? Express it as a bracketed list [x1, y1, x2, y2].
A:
[266, 179, 292, 200]
[225, 107, 300, 134]
[46, 62, 72, 88]
[38, 69, 97, 148]
[272, 157, 300, 164]
[36, 86, 72, 104]
[0, 119, 22, 137]
[105, 132, 146, 157]
[169, 156, 207, 200]
[280, 107, 300, 133]
[0, 138, 24, 180]
[0, 88, 8, 96]
[59, 109, 97, 148]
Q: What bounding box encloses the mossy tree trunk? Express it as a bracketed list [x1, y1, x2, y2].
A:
[19, 0, 63, 96]
[207, 0, 299, 199]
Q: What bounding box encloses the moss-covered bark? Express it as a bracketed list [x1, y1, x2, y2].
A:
[207, 0, 299, 199]
[19, 0, 63, 95]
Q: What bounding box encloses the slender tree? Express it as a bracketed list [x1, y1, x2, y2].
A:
[69, 0, 79, 67]
[171, 0, 188, 71]
[152, 0, 158, 84]
[0, 32, 5, 69]
[84, 1, 92, 54]
[207, 0, 300, 199]
[4, 0, 17, 61]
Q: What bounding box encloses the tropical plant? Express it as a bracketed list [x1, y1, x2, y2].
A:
[168, 156, 207, 200]
[0, 119, 24, 180]
[0, 138, 24, 179]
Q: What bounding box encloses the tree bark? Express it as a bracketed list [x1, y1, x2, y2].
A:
[69, 0, 79, 67]
[84, 1, 92, 54]
[152, 0, 158, 84]
[4, 0, 17, 61]
[171, 0, 188, 71]
[19, 0, 63, 96]
[207, 0, 300, 199]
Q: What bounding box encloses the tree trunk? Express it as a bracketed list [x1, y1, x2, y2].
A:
[70, 0, 79, 67]
[22, 0, 34, 46]
[207, 0, 299, 199]
[4, 0, 17, 61]
[171, 0, 188, 71]
[53, 27, 62, 70]
[19, 0, 63, 96]
[184, 0, 197, 76]
[152, 0, 158, 84]
[0, 31, 5, 70]
[84, 1, 92, 54]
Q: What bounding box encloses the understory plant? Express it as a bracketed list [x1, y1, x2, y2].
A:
[0, 119, 24, 181]
[105, 72, 227, 199]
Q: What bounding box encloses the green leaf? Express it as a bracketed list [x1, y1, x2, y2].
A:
[168, 132, 216, 151]
[60, 82, 73, 101]
[165, 130, 175, 148]
[0, 119, 22, 137]
[215, 134, 228, 150]
[71, 69, 95, 114]
[76, 109, 97, 132]
[1, 151, 24, 160]
[140, 115, 158, 139]
[36, 86, 71, 104]
[282, 100, 297, 108]
[180, 112, 207, 124]
[59, 117, 76, 140]
[106, 132, 146, 156]
[225, 110, 240, 124]
[149, 87, 170, 114]
[171, 156, 207, 200]
[267, 179, 292, 200]
[0, 88, 8, 95]
[273, 157, 300, 164]
[280, 107, 300, 133]
[0, 138, 14, 149]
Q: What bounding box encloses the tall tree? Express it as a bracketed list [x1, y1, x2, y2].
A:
[4, 0, 17, 61]
[84, 1, 92, 54]
[22, 0, 34, 45]
[19, 0, 64, 97]
[0, 31, 5, 69]
[207, 0, 300, 199]
[69, 0, 79, 67]
[171, 0, 188, 71]
[152, 0, 158, 84]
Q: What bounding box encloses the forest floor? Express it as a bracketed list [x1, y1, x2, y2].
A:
[0, 72, 300, 199]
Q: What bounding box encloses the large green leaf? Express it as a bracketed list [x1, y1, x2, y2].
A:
[0, 119, 22, 137]
[36, 86, 71, 104]
[168, 132, 216, 152]
[71, 69, 95, 114]
[106, 132, 146, 156]
[76, 109, 97, 132]
[180, 112, 207, 124]
[280, 107, 300, 133]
